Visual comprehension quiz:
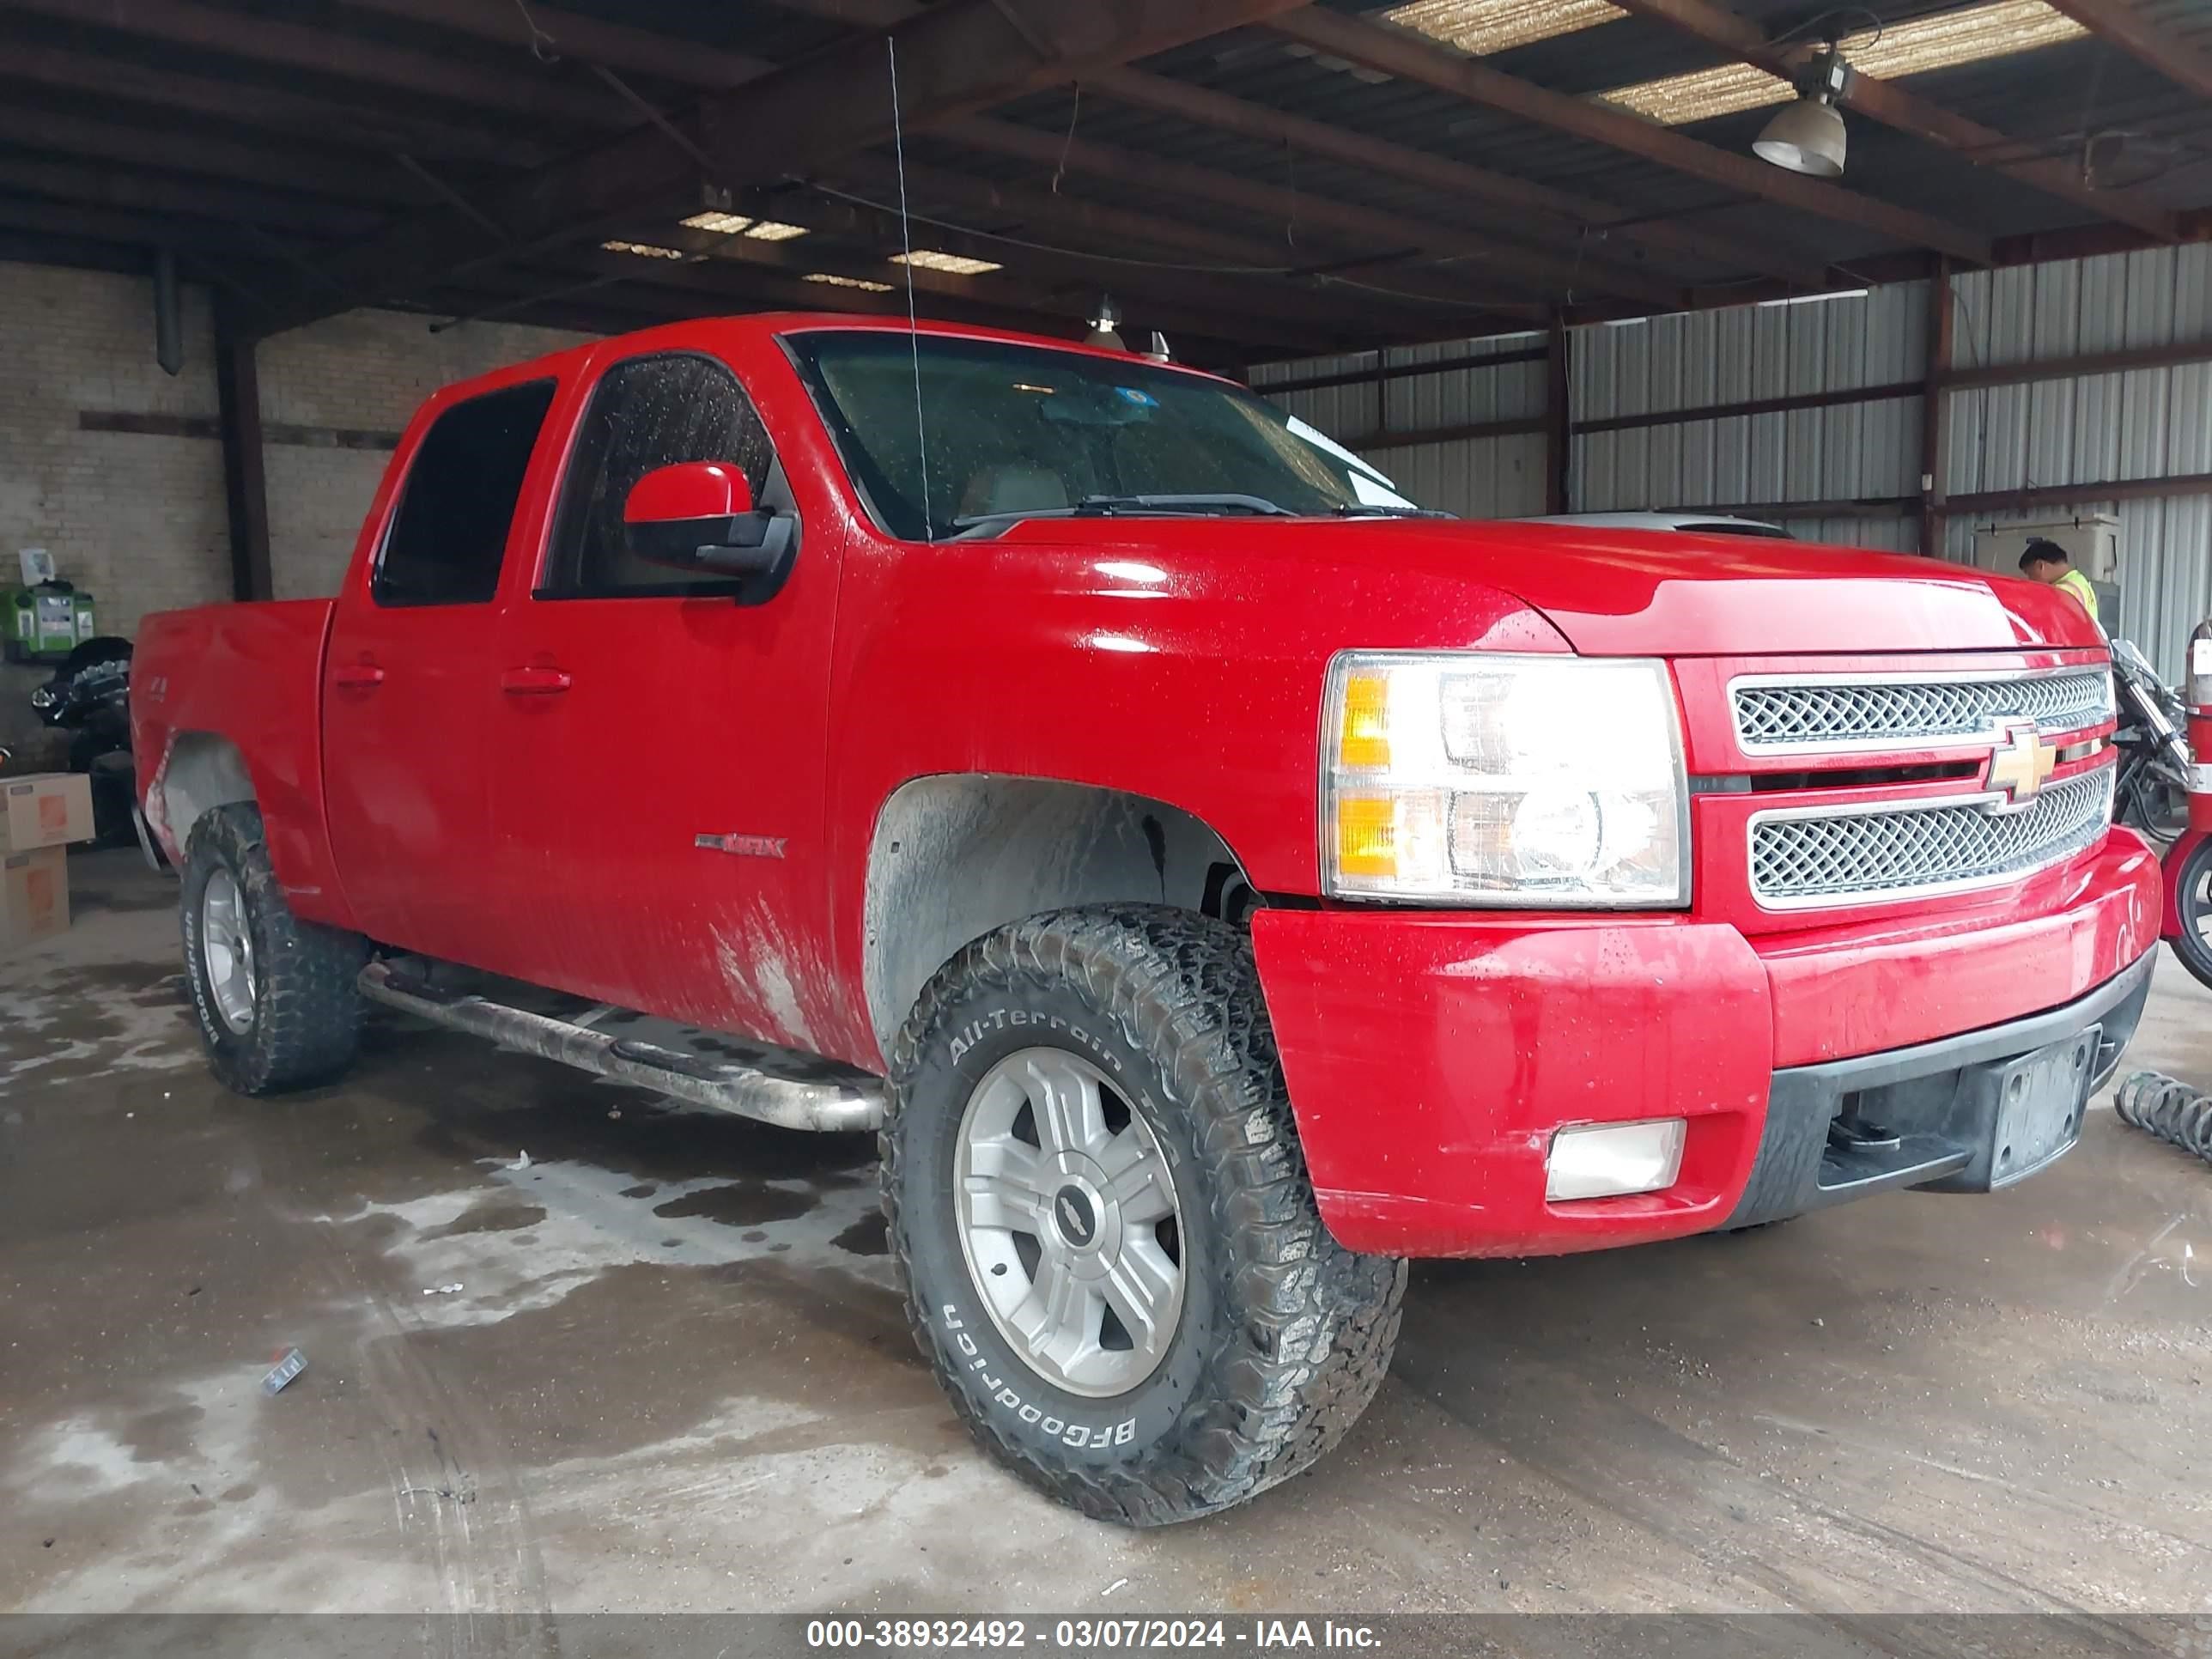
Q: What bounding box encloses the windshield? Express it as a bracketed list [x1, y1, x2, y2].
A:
[784, 330, 1431, 541]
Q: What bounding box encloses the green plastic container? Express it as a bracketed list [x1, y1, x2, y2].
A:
[4, 581, 93, 662]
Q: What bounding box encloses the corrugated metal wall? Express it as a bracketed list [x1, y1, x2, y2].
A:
[1572, 282, 1925, 553]
[1943, 246, 2212, 679]
[1250, 332, 1549, 520]
[1255, 244, 2212, 677]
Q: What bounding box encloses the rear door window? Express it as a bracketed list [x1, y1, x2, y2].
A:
[539, 352, 776, 598]
[374, 379, 556, 606]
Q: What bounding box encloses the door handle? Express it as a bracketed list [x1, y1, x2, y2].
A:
[500, 665, 573, 696]
[332, 663, 386, 690]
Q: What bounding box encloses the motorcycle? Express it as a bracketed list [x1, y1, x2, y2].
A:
[2100, 635, 2212, 992]
[27, 635, 136, 848]
[2109, 637, 2191, 844]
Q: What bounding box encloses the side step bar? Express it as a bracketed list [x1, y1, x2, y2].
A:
[357, 961, 884, 1133]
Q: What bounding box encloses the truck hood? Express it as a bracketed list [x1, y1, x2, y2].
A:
[993, 516, 2100, 657]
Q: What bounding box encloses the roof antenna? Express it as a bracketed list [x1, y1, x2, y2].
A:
[888, 35, 933, 540]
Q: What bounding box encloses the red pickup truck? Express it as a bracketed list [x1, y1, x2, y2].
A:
[134, 314, 2158, 1525]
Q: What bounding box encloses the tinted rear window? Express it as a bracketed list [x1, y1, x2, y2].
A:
[375, 380, 556, 606]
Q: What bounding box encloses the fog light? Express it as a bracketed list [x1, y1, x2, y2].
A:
[1546, 1119, 1686, 1201]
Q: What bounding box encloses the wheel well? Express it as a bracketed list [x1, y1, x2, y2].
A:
[154, 731, 256, 856]
[862, 775, 1258, 1054]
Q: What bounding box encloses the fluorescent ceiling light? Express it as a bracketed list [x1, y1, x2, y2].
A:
[1601, 0, 2088, 125]
[680, 212, 811, 240]
[1384, 0, 1626, 56]
[601, 240, 685, 259]
[803, 270, 894, 292]
[1759, 287, 1869, 307]
[891, 249, 1002, 276]
[683, 211, 754, 234]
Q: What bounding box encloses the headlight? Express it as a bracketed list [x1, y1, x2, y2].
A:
[1321, 652, 1689, 906]
[29, 686, 55, 710]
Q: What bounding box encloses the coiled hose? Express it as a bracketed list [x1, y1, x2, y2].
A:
[2113, 1071, 2212, 1163]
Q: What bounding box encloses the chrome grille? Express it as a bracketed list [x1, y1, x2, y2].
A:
[1733, 670, 2112, 751]
[1749, 769, 2113, 908]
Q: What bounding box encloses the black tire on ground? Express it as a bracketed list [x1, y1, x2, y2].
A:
[180, 802, 369, 1095]
[883, 904, 1407, 1527]
[2171, 836, 2212, 994]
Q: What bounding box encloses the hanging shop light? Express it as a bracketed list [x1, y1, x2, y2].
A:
[1753, 46, 1851, 178]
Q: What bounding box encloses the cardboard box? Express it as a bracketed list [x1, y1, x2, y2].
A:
[1, 845, 69, 950]
[0, 771, 94, 854]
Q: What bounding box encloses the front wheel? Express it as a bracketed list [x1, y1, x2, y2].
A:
[2170, 836, 2212, 993]
[181, 803, 369, 1094]
[883, 906, 1405, 1527]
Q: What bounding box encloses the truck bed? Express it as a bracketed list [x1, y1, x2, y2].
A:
[132, 599, 350, 926]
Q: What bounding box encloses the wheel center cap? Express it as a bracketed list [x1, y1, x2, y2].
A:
[1052, 1184, 1099, 1249]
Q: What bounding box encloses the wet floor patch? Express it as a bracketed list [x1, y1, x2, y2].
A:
[833, 1212, 889, 1256]
[652, 1182, 818, 1227]
[12, 851, 2212, 1615]
[417, 1195, 549, 1239]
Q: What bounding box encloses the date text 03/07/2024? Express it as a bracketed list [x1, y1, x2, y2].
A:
[805, 1619, 1382, 1650]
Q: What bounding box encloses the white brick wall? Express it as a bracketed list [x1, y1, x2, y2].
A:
[0, 260, 229, 635]
[0, 258, 589, 627]
[259, 307, 590, 599]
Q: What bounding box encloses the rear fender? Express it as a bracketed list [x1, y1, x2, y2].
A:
[146, 728, 352, 927]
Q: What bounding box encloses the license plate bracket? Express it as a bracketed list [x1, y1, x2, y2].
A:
[1987, 1027, 2099, 1188]
[1918, 1025, 2099, 1194]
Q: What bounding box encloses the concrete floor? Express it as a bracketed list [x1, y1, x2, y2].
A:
[4, 849, 2210, 1618]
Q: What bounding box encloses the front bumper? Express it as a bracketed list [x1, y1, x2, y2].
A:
[1723, 948, 2150, 1229]
[1250, 830, 2161, 1258]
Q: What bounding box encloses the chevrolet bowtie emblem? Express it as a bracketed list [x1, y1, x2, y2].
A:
[1985, 720, 2057, 808]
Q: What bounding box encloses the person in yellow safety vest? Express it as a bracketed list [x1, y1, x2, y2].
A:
[2019, 538, 2101, 630]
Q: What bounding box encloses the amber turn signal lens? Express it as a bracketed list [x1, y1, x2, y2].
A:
[1334, 796, 1396, 878]
[1338, 672, 1391, 769]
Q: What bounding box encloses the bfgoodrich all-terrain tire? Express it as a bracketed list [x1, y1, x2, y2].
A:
[883, 905, 1406, 1526]
[181, 803, 369, 1094]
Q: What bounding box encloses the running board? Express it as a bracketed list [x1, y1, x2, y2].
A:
[356, 961, 884, 1133]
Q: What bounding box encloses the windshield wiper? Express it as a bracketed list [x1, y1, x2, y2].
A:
[946, 493, 1298, 537]
[1332, 503, 1455, 519]
[1073, 493, 1297, 518]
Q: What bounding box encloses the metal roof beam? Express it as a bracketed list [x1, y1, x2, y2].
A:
[2, 0, 631, 126]
[610, 220, 1332, 353]
[946, 116, 1661, 311]
[250, 0, 1322, 337]
[507, 247, 1306, 359]
[1270, 8, 1994, 264]
[1088, 66, 1829, 289]
[824, 154, 1538, 328]
[336, 0, 771, 91]
[0, 40, 551, 169]
[1610, 0, 2178, 241]
[2043, 0, 2212, 103]
[745, 187, 1451, 342]
[0, 155, 384, 237]
[823, 155, 1307, 270]
[0, 105, 433, 207]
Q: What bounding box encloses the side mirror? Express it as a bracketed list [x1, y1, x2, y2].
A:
[623, 461, 797, 580]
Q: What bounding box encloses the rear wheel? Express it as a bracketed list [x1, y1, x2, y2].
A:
[884, 905, 1405, 1526]
[2171, 836, 2212, 994]
[181, 803, 369, 1094]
